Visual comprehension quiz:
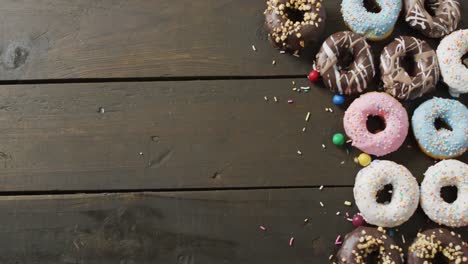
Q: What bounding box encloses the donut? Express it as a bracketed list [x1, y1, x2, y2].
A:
[336, 226, 404, 263]
[380, 36, 440, 100]
[405, 0, 461, 38]
[315, 31, 375, 95]
[354, 160, 419, 227]
[344, 92, 408, 156]
[341, 0, 401, 41]
[408, 228, 467, 263]
[437, 29, 468, 97]
[420, 160, 467, 227]
[264, 0, 326, 54]
[412, 97, 468, 159]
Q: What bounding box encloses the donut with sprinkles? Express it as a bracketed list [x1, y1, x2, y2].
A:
[341, 0, 402, 41]
[420, 160, 467, 228]
[353, 160, 419, 227]
[412, 97, 468, 159]
[436, 29, 468, 97]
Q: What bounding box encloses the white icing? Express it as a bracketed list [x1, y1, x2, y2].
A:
[436, 29, 468, 97]
[421, 159, 467, 227]
[354, 160, 419, 227]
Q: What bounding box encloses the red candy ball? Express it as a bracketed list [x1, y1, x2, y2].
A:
[308, 70, 320, 82]
[352, 214, 365, 227]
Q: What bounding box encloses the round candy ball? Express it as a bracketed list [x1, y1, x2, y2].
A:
[357, 153, 372, 167]
[352, 214, 365, 227]
[308, 70, 320, 82]
[332, 133, 345, 146]
[333, 94, 345, 105]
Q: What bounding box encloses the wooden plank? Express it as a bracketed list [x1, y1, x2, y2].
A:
[0, 189, 464, 263]
[0, 0, 465, 80]
[0, 80, 465, 191]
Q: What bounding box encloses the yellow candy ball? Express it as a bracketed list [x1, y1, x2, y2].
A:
[357, 153, 371, 167]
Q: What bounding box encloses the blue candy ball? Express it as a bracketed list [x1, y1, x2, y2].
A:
[333, 95, 345, 105]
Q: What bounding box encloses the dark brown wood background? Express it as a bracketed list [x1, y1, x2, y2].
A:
[0, 0, 465, 263]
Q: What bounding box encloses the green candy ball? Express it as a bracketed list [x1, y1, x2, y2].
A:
[332, 133, 345, 146]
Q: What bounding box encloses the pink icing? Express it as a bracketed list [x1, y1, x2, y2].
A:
[343, 92, 409, 156]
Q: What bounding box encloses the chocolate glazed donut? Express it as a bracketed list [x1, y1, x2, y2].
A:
[405, 0, 461, 38]
[264, 0, 326, 55]
[380, 36, 439, 100]
[408, 229, 467, 264]
[336, 227, 404, 264]
[316, 31, 375, 95]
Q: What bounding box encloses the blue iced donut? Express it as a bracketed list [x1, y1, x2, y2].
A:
[412, 97, 468, 159]
[341, 0, 401, 40]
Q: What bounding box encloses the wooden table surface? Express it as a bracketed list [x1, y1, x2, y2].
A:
[0, 0, 466, 263]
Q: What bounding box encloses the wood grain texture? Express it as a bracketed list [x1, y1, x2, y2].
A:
[0, 0, 465, 80]
[0, 80, 464, 191]
[0, 189, 465, 263]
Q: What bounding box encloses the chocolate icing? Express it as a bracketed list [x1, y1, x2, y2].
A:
[316, 31, 375, 95]
[337, 226, 404, 264]
[408, 228, 467, 264]
[380, 36, 439, 100]
[264, 0, 326, 54]
[405, 0, 461, 38]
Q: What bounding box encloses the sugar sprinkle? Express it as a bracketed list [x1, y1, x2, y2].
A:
[289, 237, 295, 247]
[344, 201, 352, 206]
[305, 112, 311, 121]
[259, 225, 267, 231]
[319, 185, 324, 191]
[297, 150, 302, 155]
[322, 144, 326, 149]
[252, 45, 257, 51]
[335, 235, 342, 245]
[274, 96, 278, 102]
[264, 96, 268, 101]
[401, 234, 406, 244]
[320, 201, 324, 207]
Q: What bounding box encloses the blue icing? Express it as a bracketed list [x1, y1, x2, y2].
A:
[412, 97, 468, 158]
[341, 0, 401, 39]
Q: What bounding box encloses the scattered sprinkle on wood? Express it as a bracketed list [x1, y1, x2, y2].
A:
[329, 255, 334, 260]
[302, 127, 306, 132]
[335, 235, 342, 245]
[259, 226, 267, 231]
[292, 81, 296, 85]
[304, 218, 309, 223]
[328, 108, 334, 113]
[300, 86, 310, 90]
[322, 144, 326, 149]
[336, 212, 340, 215]
[401, 235, 406, 244]
[288, 99, 294, 104]
[252, 45, 257, 51]
[280, 50, 286, 54]
[297, 150, 302, 155]
[305, 112, 311, 121]
[344, 201, 352, 206]
[319, 185, 324, 191]
[292, 87, 297, 91]
[346, 218, 353, 222]
[320, 201, 324, 207]
[340, 161, 345, 165]
[289, 237, 295, 247]
[272, 60, 276, 65]
[346, 139, 353, 143]
[345, 212, 350, 218]
[139, 152, 144, 155]
[264, 96, 268, 101]
[274, 96, 278, 102]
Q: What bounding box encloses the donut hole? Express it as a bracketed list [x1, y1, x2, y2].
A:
[440, 186, 458, 204]
[364, 251, 380, 263]
[336, 51, 355, 72]
[433, 252, 450, 263]
[424, 0, 438, 17]
[363, 0, 381, 13]
[401, 55, 417, 76]
[285, 7, 304, 23]
[434, 118, 452, 131]
[462, 53, 468, 68]
[376, 184, 393, 204]
[366, 115, 386, 134]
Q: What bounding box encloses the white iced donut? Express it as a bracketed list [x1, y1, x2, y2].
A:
[421, 159, 467, 227]
[436, 29, 468, 97]
[354, 160, 419, 227]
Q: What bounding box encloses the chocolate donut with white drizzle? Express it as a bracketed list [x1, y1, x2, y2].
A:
[405, 0, 461, 38]
[380, 36, 440, 100]
[316, 31, 375, 95]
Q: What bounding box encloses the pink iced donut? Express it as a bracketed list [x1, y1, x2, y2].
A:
[344, 92, 409, 156]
